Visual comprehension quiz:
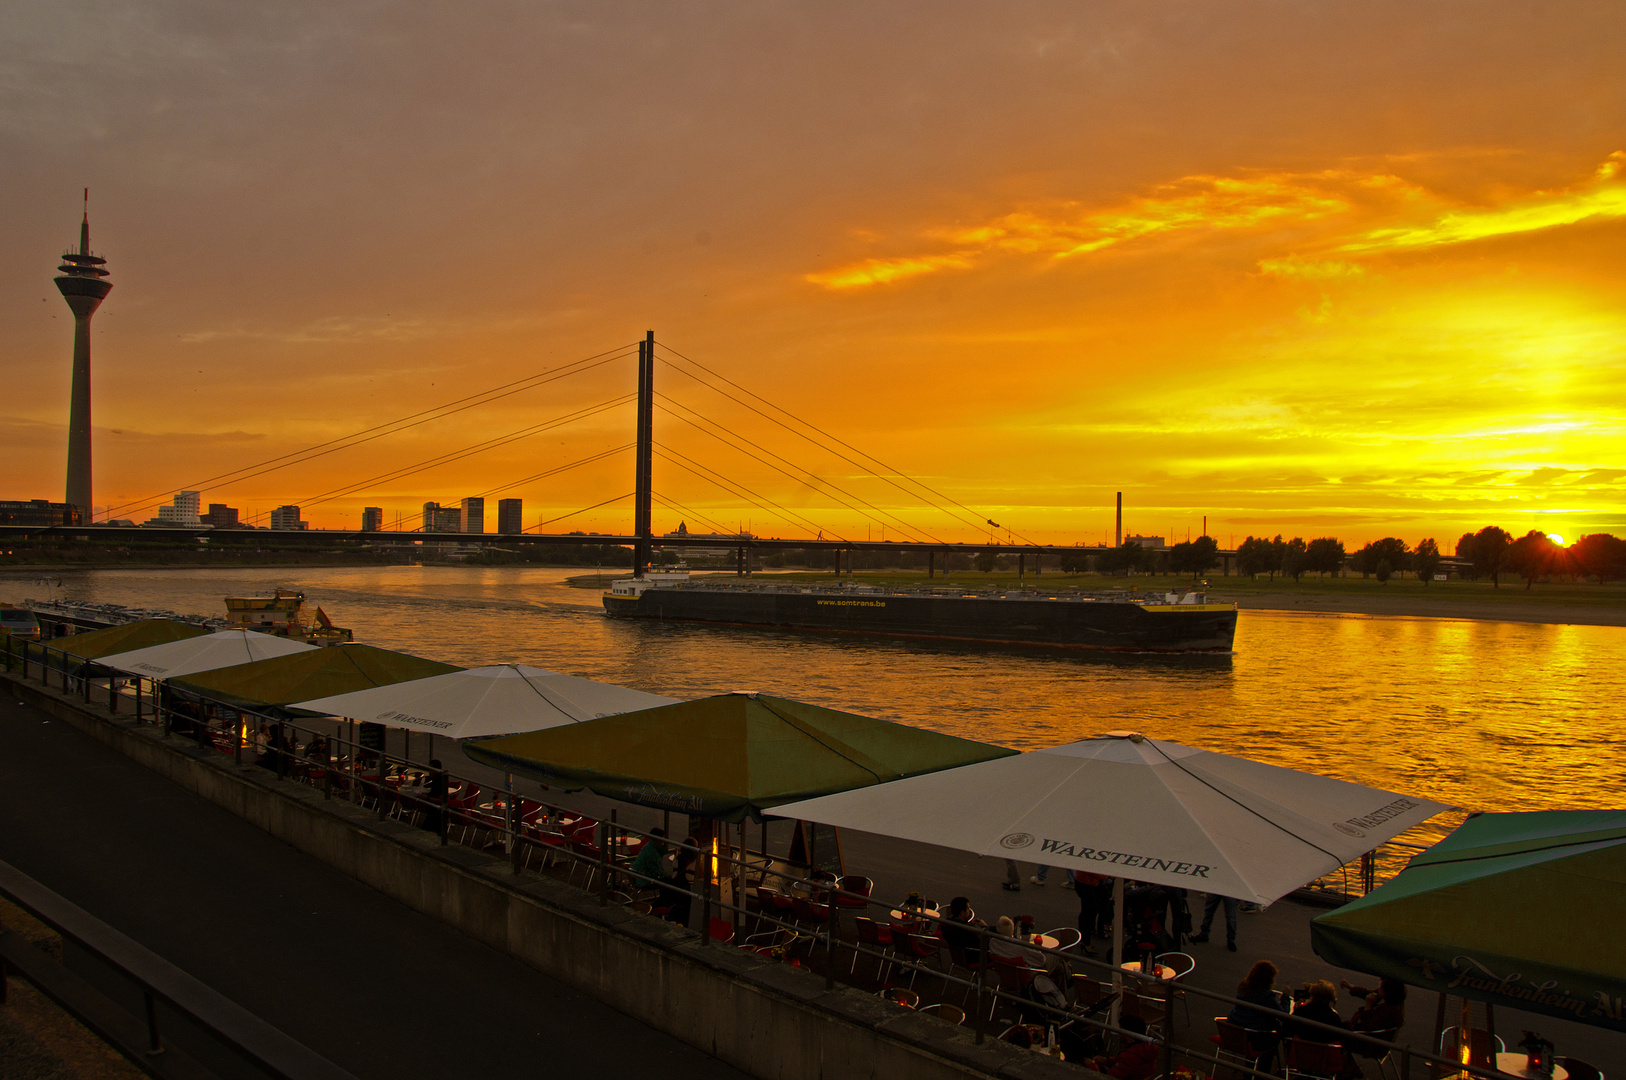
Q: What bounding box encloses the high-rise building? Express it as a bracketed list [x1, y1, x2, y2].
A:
[496, 498, 523, 535]
[54, 192, 112, 519]
[156, 491, 202, 526]
[201, 503, 240, 528]
[460, 497, 484, 534]
[361, 507, 384, 532]
[421, 502, 460, 532]
[270, 505, 306, 530]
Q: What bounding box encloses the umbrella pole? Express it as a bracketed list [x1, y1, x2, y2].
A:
[1110, 875, 1125, 1033]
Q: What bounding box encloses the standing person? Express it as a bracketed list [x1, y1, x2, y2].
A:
[1193, 891, 1240, 952]
[1068, 867, 1107, 956]
[1029, 864, 1059, 887]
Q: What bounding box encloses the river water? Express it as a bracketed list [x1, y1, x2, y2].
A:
[5, 565, 1621, 843]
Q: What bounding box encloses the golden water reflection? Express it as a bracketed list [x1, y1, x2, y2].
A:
[9, 566, 1620, 852]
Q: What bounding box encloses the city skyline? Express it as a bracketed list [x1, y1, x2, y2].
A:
[2, 3, 1623, 547]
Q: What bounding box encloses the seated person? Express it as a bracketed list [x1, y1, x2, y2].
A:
[939, 896, 985, 958]
[1336, 978, 1406, 1079]
[1290, 980, 1345, 1044]
[1342, 977, 1405, 1034]
[1086, 1015, 1159, 1080]
[628, 828, 668, 890]
[1227, 960, 1287, 1063]
[989, 916, 1045, 966]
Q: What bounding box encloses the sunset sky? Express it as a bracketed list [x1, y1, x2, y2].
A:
[3, 2, 1623, 547]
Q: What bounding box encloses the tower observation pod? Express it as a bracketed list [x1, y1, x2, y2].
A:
[54, 190, 112, 520]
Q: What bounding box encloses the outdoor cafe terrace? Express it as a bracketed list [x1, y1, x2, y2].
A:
[4, 633, 1621, 1080]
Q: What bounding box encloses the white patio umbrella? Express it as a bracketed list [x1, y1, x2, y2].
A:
[98, 630, 317, 679]
[774, 731, 1447, 1005]
[286, 663, 679, 738]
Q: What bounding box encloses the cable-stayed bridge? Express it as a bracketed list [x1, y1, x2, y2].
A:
[9, 333, 1139, 576]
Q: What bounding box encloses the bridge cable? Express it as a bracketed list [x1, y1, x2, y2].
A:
[653, 394, 945, 546]
[653, 443, 841, 541]
[295, 395, 636, 509]
[469, 444, 635, 502]
[99, 343, 638, 521]
[649, 491, 738, 538]
[655, 343, 1041, 545]
[532, 492, 634, 531]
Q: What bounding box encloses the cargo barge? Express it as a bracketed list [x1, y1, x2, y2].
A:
[602, 575, 1237, 652]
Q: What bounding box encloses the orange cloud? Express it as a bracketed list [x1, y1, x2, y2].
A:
[809, 154, 1626, 292]
[807, 169, 1409, 289]
[1338, 151, 1626, 254]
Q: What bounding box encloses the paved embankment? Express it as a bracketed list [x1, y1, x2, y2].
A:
[0, 690, 752, 1080]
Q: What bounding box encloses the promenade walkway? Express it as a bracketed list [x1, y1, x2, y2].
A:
[0, 691, 750, 1080]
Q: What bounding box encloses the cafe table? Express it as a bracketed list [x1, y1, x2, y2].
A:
[1494, 1054, 1568, 1080]
[1119, 960, 1176, 980]
[889, 907, 941, 926]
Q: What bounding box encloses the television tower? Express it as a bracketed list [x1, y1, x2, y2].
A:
[54, 190, 112, 519]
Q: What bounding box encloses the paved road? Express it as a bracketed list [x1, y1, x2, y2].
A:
[0, 691, 750, 1080]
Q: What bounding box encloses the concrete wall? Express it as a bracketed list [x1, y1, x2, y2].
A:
[3, 674, 1082, 1080]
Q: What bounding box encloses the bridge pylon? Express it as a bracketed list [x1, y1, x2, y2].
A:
[633, 330, 654, 576]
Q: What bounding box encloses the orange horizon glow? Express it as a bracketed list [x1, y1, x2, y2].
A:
[1, 6, 1622, 550]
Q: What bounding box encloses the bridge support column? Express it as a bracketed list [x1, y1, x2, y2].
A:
[927, 551, 934, 579]
[633, 330, 654, 577]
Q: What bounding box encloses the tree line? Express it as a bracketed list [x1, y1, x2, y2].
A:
[1454, 527, 1626, 589]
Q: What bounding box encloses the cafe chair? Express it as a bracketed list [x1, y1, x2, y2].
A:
[739, 927, 797, 958]
[791, 895, 832, 930]
[1212, 1018, 1271, 1080]
[919, 1002, 966, 1026]
[1343, 1027, 1401, 1080]
[1285, 1037, 1344, 1080]
[1122, 987, 1166, 1039]
[852, 916, 895, 981]
[708, 917, 735, 945]
[834, 875, 874, 908]
[1070, 975, 1110, 1008]
[1154, 951, 1196, 1021]
[1558, 1058, 1602, 1080]
[893, 929, 944, 990]
[987, 956, 1040, 1022]
[1043, 926, 1083, 952]
[568, 835, 603, 891]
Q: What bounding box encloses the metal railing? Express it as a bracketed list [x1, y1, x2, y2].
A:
[1, 635, 1513, 1080]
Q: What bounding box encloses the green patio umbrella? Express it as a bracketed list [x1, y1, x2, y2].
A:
[1310, 810, 1626, 1034]
[44, 618, 210, 660]
[168, 643, 460, 709]
[463, 691, 1019, 823]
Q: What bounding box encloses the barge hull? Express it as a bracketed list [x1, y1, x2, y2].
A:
[603, 590, 1236, 652]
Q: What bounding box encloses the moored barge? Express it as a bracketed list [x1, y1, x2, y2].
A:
[603, 576, 1237, 652]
